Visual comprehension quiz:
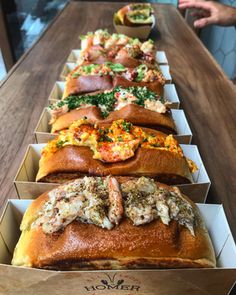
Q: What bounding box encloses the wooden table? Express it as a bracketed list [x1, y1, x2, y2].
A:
[0, 1, 236, 239]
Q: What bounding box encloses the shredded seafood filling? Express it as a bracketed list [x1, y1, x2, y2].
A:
[42, 119, 198, 173]
[32, 177, 196, 236]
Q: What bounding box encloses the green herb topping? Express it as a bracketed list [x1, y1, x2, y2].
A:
[49, 86, 166, 118]
[122, 121, 132, 132]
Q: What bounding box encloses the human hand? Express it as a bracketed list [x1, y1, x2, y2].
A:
[178, 0, 207, 5]
[178, 1, 236, 28]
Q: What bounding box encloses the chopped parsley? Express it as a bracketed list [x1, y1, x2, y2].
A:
[122, 121, 132, 132]
[72, 73, 80, 78]
[72, 64, 100, 77]
[98, 135, 113, 143]
[131, 13, 149, 21]
[56, 140, 67, 148]
[136, 64, 148, 82]
[49, 86, 166, 118]
[104, 62, 126, 72]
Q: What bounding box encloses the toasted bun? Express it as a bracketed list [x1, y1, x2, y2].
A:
[114, 56, 142, 68]
[12, 179, 216, 270]
[51, 106, 103, 134]
[36, 146, 192, 184]
[102, 104, 176, 134]
[51, 104, 176, 134]
[63, 74, 164, 99]
[63, 75, 113, 99]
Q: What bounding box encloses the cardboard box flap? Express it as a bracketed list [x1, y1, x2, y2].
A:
[14, 145, 42, 184]
[48, 81, 65, 101]
[198, 204, 236, 269]
[0, 202, 21, 255]
[34, 108, 51, 134]
[60, 63, 75, 80]
[181, 145, 210, 184]
[172, 109, 192, 137]
[0, 268, 235, 295]
[0, 233, 11, 264]
[156, 51, 168, 64]
[159, 65, 171, 83]
[210, 206, 232, 258]
[218, 235, 236, 268]
[67, 49, 81, 63]
[163, 84, 180, 108]
[0, 264, 58, 294]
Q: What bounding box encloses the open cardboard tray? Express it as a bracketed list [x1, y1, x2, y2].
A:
[34, 108, 192, 144]
[14, 144, 210, 202]
[67, 49, 168, 65]
[0, 200, 235, 295]
[59, 62, 172, 83]
[48, 81, 180, 108]
[113, 14, 156, 40]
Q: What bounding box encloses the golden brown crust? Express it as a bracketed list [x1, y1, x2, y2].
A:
[51, 104, 176, 134]
[51, 106, 103, 133]
[36, 146, 192, 184]
[102, 104, 176, 133]
[63, 75, 113, 99]
[63, 74, 164, 99]
[12, 180, 216, 270]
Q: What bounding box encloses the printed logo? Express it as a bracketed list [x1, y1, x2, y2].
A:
[84, 273, 141, 292]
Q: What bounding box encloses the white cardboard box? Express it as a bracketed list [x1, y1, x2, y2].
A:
[0, 200, 235, 295]
[34, 108, 192, 144]
[48, 81, 180, 108]
[14, 144, 210, 202]
[67, 49, 168, 65]
[59, 62, 172, 83]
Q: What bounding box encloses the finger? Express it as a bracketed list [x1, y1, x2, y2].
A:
[178, 0, 206, 3]
[179, 1, 212, 10]
[194, 16, 216, 28]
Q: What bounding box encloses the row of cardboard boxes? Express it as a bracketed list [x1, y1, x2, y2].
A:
[0, 50, 236, 294]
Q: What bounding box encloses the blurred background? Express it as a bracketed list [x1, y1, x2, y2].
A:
[0, 0, 235, 81]
[0, 0, 67, 79]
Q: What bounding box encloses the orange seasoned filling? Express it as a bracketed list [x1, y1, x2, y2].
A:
[42, 119, 197, 172]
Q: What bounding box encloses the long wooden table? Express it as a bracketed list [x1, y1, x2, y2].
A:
[0, 1, 236, 240]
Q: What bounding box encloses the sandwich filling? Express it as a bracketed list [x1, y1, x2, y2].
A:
[69, 62, 165, 85]
[31, 176, 196, 236]
[41, 119, 197, 172]
[48, 86, 170, 122]
[80, 29, 155, 54]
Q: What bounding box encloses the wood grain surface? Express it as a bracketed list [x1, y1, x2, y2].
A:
[0, 1, 235, 242]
